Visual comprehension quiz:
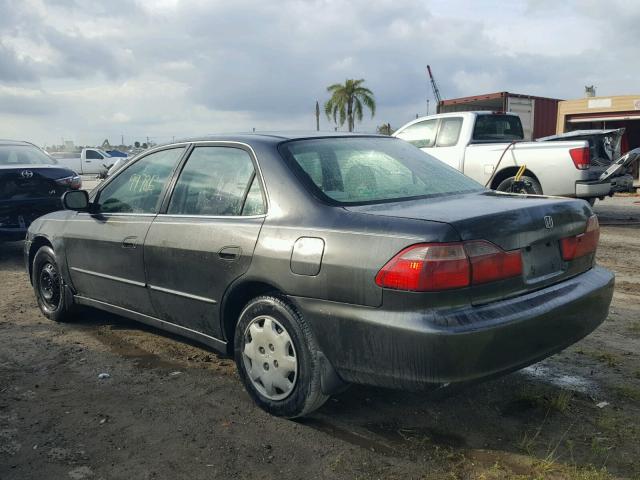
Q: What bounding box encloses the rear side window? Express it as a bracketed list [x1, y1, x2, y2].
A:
[472, 115, 524, 142]
[395, 119, 437, 148]
[0, 145, 56, 165]
[98, 148, 184, 214]
[436, 117, 463, 147]
[168, 146, 264, 216]
[280, 137, 482, 205]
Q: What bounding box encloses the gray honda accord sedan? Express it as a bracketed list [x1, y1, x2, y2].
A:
[24, 133, 614, 417]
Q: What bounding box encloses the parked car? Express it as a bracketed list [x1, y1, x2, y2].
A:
[24, 134, 614, 417]
[1, 140, 81, 242]
[55, 148, 117, 176]
[393, 112, 635, 204]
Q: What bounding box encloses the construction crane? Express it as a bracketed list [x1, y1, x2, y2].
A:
[426, 65, 442, 110]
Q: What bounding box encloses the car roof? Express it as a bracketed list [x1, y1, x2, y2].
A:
[0, 139, 37, 146]
[166, 131, 385, 147]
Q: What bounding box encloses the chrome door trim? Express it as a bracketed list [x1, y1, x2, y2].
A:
[148, 284, 218, 304]
[70, 267, 146, 287]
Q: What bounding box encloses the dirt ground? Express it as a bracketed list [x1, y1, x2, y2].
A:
[1, 195, 639, 480]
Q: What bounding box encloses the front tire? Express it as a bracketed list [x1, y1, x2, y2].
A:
[496, 175, 543, 195]
[32, 246, 76, 322]
[234, 295, 328, 418]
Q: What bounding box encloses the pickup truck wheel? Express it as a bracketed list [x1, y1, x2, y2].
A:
[234, 295, 328, 418]
[496, 175, 543, 195]
[32, 246, 76, 322]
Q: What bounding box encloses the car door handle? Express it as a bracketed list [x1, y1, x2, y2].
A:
[122, 236, 138, 249]
[219, 246, 241, 260]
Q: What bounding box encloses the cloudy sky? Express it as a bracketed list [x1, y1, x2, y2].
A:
[1, 0, 638, 146]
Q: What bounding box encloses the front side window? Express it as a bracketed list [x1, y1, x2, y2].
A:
[436, 117, 463, 147]
[280, 137, 482, 205]
[168, 146, 263, 216]
[86, 150, 104, 160]
[97, 148, 184, 214]
[395, 119, 438, 148]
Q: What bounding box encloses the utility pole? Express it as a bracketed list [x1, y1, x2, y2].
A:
[315, 101, 320, 131]
[121, 134, 124, 146]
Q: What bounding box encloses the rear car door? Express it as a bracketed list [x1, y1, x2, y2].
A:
[144, 144, 267, 338]
[64, 146, 186, 314]
[432, 116, 464, 170]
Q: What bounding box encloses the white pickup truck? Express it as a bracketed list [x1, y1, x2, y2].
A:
[54, 148, 119, 176]
[393, 111, 636, 203]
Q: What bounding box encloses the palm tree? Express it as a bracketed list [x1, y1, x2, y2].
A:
[324, 79, 376, 132]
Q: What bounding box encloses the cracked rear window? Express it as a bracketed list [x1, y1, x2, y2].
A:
[280, 137, 482, 205]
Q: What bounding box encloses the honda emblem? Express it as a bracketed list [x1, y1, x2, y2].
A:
[544, 215, 554, 229]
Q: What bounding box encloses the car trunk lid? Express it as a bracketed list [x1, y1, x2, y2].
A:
[347, 191, 594, 304]
[0, 166, 69, 201]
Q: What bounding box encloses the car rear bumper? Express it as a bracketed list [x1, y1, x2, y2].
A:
[0, 198, 62, 242]
[575, 174, 634, 197]
[293, 266, 614, 389]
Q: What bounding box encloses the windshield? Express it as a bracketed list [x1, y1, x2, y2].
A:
[279, 137, 483, 205]
[472, 114, 524, 142]
[0, 145, 57, 166]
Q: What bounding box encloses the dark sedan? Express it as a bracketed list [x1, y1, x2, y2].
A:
[24, 134, 614, 417]
[1, 140, 81, 241]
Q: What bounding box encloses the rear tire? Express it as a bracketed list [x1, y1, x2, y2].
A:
[32, 246, 76, 322]
[496, 175, 543, 195]
[234, 295, 328, 418]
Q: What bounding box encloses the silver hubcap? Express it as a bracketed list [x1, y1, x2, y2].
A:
[242, 315, 297, 400]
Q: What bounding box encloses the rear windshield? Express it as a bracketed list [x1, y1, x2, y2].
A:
[472, 115, 524, 142]
[0, 145, 57, 166]
[279, 137, 483, 205]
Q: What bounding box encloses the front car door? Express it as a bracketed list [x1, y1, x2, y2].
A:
[144, 143, 267, 339]
[64, 146, 186, 314]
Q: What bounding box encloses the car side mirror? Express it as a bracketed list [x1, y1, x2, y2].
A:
[62, 190, 90, 211]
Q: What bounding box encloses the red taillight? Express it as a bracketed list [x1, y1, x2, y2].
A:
[56, 175, 82, 190]
[561, 215, 600, 261]
[464, 240, 523, 285]
[569, 146, 590, 170]
[375, 240, 522, 292]
[375, 243, 470, 291]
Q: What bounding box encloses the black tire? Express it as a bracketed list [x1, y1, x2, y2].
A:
[32, 246, 76, 322]
[234, 295, 328, 418]
[496, 175, 543, 195]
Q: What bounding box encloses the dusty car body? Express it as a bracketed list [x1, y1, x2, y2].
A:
[24, 134, 614, 417]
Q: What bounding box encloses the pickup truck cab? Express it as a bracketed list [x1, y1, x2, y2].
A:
[55, 148, 119, 176]
[394, 112, 635, 202]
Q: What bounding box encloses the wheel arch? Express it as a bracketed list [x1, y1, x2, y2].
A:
[221, 279, 282, 356]
[490, 167, 541, 191]
[28, 236, 54, 283]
